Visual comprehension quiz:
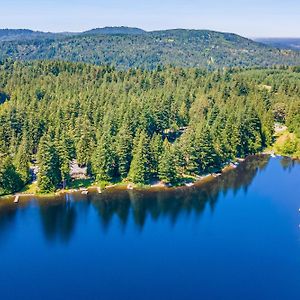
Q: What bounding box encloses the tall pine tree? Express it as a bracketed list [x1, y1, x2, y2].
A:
[158, 140, 177, 184]
[128, 131, 151, 184]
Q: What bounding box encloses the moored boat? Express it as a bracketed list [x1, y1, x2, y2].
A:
[14, 195, 20, 203]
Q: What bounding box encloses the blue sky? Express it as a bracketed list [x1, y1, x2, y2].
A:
[1, 0, 299, 37]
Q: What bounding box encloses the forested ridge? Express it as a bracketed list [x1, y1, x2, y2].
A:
[1, 28, 300, 69]
[0, 60, 300, 195]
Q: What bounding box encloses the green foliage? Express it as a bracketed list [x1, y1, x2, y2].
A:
[0, 60, 299, 192]
[195, 126, 220, 174]
[14, 135, 30, 184]
[0, 154, 23, 195]
[158, 140, 177, 184]
[92, 133, 116, 182]
[116, 124, 133, 179]
[128, 131, 151, 184]
[281, 136, 298, 156]
[55, 134, 72, 185]
[1, 29, 300, 69]
[149, 133, 163, 177]
[37, 135, 61, 193]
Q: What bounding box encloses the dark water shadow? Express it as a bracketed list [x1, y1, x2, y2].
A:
[0, 155, 271, 244]
[90, 155, 270, 233]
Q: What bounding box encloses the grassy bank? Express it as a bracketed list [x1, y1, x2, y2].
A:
[267, 128, 300, 159]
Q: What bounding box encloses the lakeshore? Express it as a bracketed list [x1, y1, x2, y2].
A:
[0, 155, 254, 202]
[2, 149, 299, 204]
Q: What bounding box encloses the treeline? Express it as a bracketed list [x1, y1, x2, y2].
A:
[1, 29, 300, 69]
[0, 60, 299, 194]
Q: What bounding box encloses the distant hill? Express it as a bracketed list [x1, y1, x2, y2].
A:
[0, 28, 300, 69]
[254, 38, 300, 51]
[0, 29, 63, 41]
[83, 26, 146, 35]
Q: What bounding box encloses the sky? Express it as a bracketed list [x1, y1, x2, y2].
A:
[0, 0, 299, 37]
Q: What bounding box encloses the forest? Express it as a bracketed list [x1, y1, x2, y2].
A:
[0, 60, 300, 195]
[1, 29, 300, 69]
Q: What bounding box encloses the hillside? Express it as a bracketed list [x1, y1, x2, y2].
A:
[0, 29, 66, 42]
[0, 28, 300, 69]
[83, 26, 146, 35]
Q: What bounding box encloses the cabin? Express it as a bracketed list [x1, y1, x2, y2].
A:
[163, 126, 188, 142]
[70, 160, 88, 179]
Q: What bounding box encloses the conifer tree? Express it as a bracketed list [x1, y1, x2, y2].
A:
[92, 132, 116, 182]
[37, 136, 61, 193]
[76, 134, 90, 167]
[196, 125, 219, 174]
[55, 135, 72, 187]
[128, 131, 151, 184]
[158, 140, 177, 184]
[149, 133, 163, 177]
[184, 130, 199, 175]
[14, 135, 30, 184]
[116, 124, 133, 179]
[0, 154, 23, 195]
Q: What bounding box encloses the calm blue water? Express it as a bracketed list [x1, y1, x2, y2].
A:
[1, 156, 300, 300]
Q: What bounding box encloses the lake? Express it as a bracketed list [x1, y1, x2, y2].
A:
[0, 155, 300, 300]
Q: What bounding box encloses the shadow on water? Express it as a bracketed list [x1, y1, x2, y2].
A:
[0, 209, 18, 243]
[38, 199, 77, 243]
[90, 155, 270, 232]
[0, 155, 272, 243]
[280, 156, 300, 172]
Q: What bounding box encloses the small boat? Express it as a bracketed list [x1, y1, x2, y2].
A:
[271, 153, 276, 158]
[127, 184, 134, 190]
[185, 182, 194, 187]
[14, 195, 20, 204]
[212, 173, 221, 178]
[81, 189, 89, 195]
[97, 187, 102, 194]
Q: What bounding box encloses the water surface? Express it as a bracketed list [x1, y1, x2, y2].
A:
[1, 156, 300, 300]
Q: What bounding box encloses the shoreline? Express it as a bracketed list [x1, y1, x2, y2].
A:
[3, 152, 297, 203]
[0, 156, 249, 202]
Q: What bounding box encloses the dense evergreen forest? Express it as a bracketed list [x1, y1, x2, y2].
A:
[0, 60, 299, 195]
[1, 28, 300, 69]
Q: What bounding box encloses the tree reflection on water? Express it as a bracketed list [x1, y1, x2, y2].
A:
[0, 155, 272, 243]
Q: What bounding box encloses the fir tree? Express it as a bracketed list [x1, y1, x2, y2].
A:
[196, 125, 219, 174]
[116, 124, 133, 179]
[128, 131, 151, 184]
[0, 154, 23, 195]
[55, 134, 72, 187]
[158, 140, 177, 184]
[149, 133, 163, 177]
[92, 132, 116, 182]
[14, 136, 30, 184]
[37, 136, 61, 193]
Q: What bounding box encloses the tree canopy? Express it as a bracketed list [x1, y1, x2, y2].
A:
[0, 60, 299, 194]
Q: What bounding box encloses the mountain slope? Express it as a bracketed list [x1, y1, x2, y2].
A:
[0, 29, 66, 42]
[83, 26, 146, 35]
[0, 28, 300, 69]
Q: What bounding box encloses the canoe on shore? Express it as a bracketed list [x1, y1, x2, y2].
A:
[14, 195, 20, 203]
[81, 189, 89, 195]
